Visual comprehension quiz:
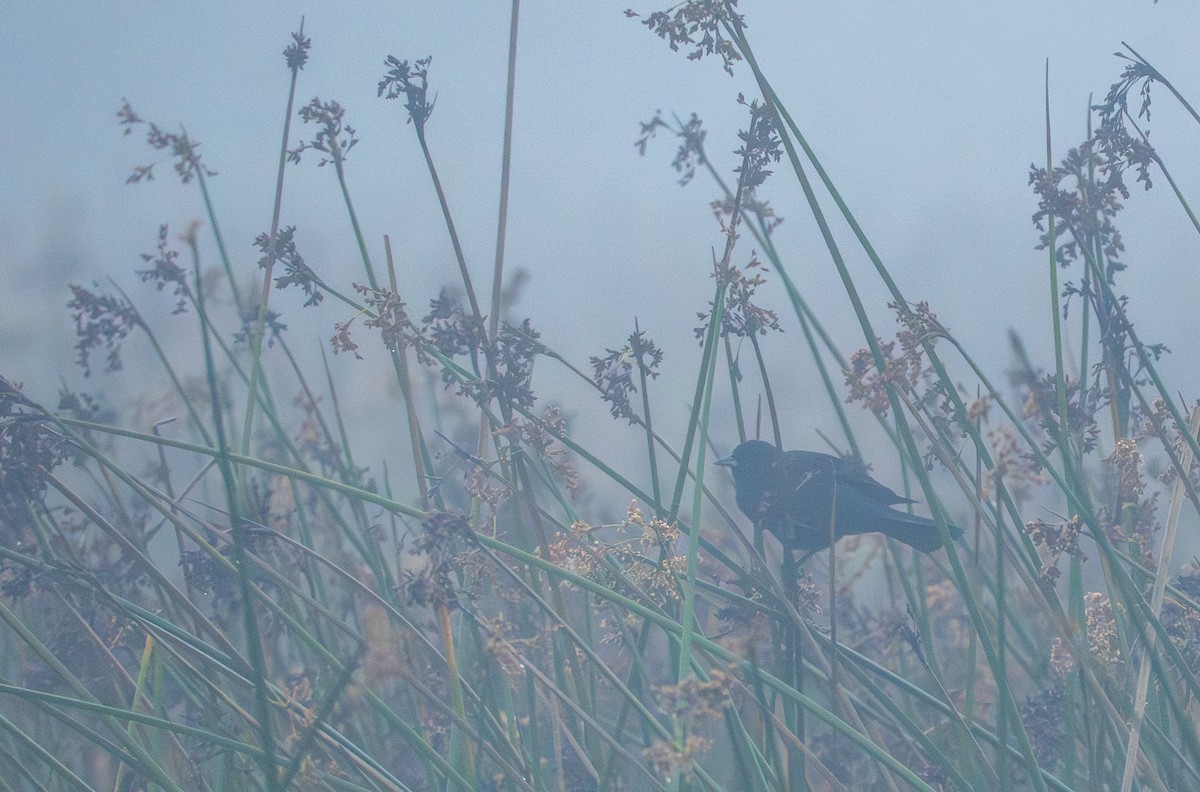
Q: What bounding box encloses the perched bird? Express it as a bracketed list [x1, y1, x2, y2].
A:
[715, 440, 961, 553]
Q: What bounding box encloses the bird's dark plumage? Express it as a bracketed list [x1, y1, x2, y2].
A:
[715, 440, 961, 552]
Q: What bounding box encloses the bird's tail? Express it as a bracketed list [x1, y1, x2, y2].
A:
[882, 512, 962, 552]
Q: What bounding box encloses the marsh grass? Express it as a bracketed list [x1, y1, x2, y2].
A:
[3, 3, 1200, 790]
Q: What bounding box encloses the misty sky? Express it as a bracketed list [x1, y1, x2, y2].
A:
[3, 2, 1198, 472]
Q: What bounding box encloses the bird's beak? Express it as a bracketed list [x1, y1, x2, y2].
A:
[714, 454, 736, 468]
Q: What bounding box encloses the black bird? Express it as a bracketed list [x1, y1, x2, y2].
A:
[715, 440, 961, 553]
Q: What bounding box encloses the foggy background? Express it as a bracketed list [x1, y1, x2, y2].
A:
[3, 1, 1198, 517]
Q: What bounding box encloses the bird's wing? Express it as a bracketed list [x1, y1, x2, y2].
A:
[782, 450, 914, 506]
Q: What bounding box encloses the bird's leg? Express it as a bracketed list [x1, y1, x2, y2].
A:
[795, 548, 819, 568]
[780, 549, 798, 604]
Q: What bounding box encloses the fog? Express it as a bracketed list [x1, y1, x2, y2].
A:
[4, 2, 1198, 505]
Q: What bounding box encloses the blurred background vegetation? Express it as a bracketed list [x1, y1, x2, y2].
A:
[2, 2, 1200, 790]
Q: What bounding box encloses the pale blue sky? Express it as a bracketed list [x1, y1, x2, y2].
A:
[3, 2, 1198, 466]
